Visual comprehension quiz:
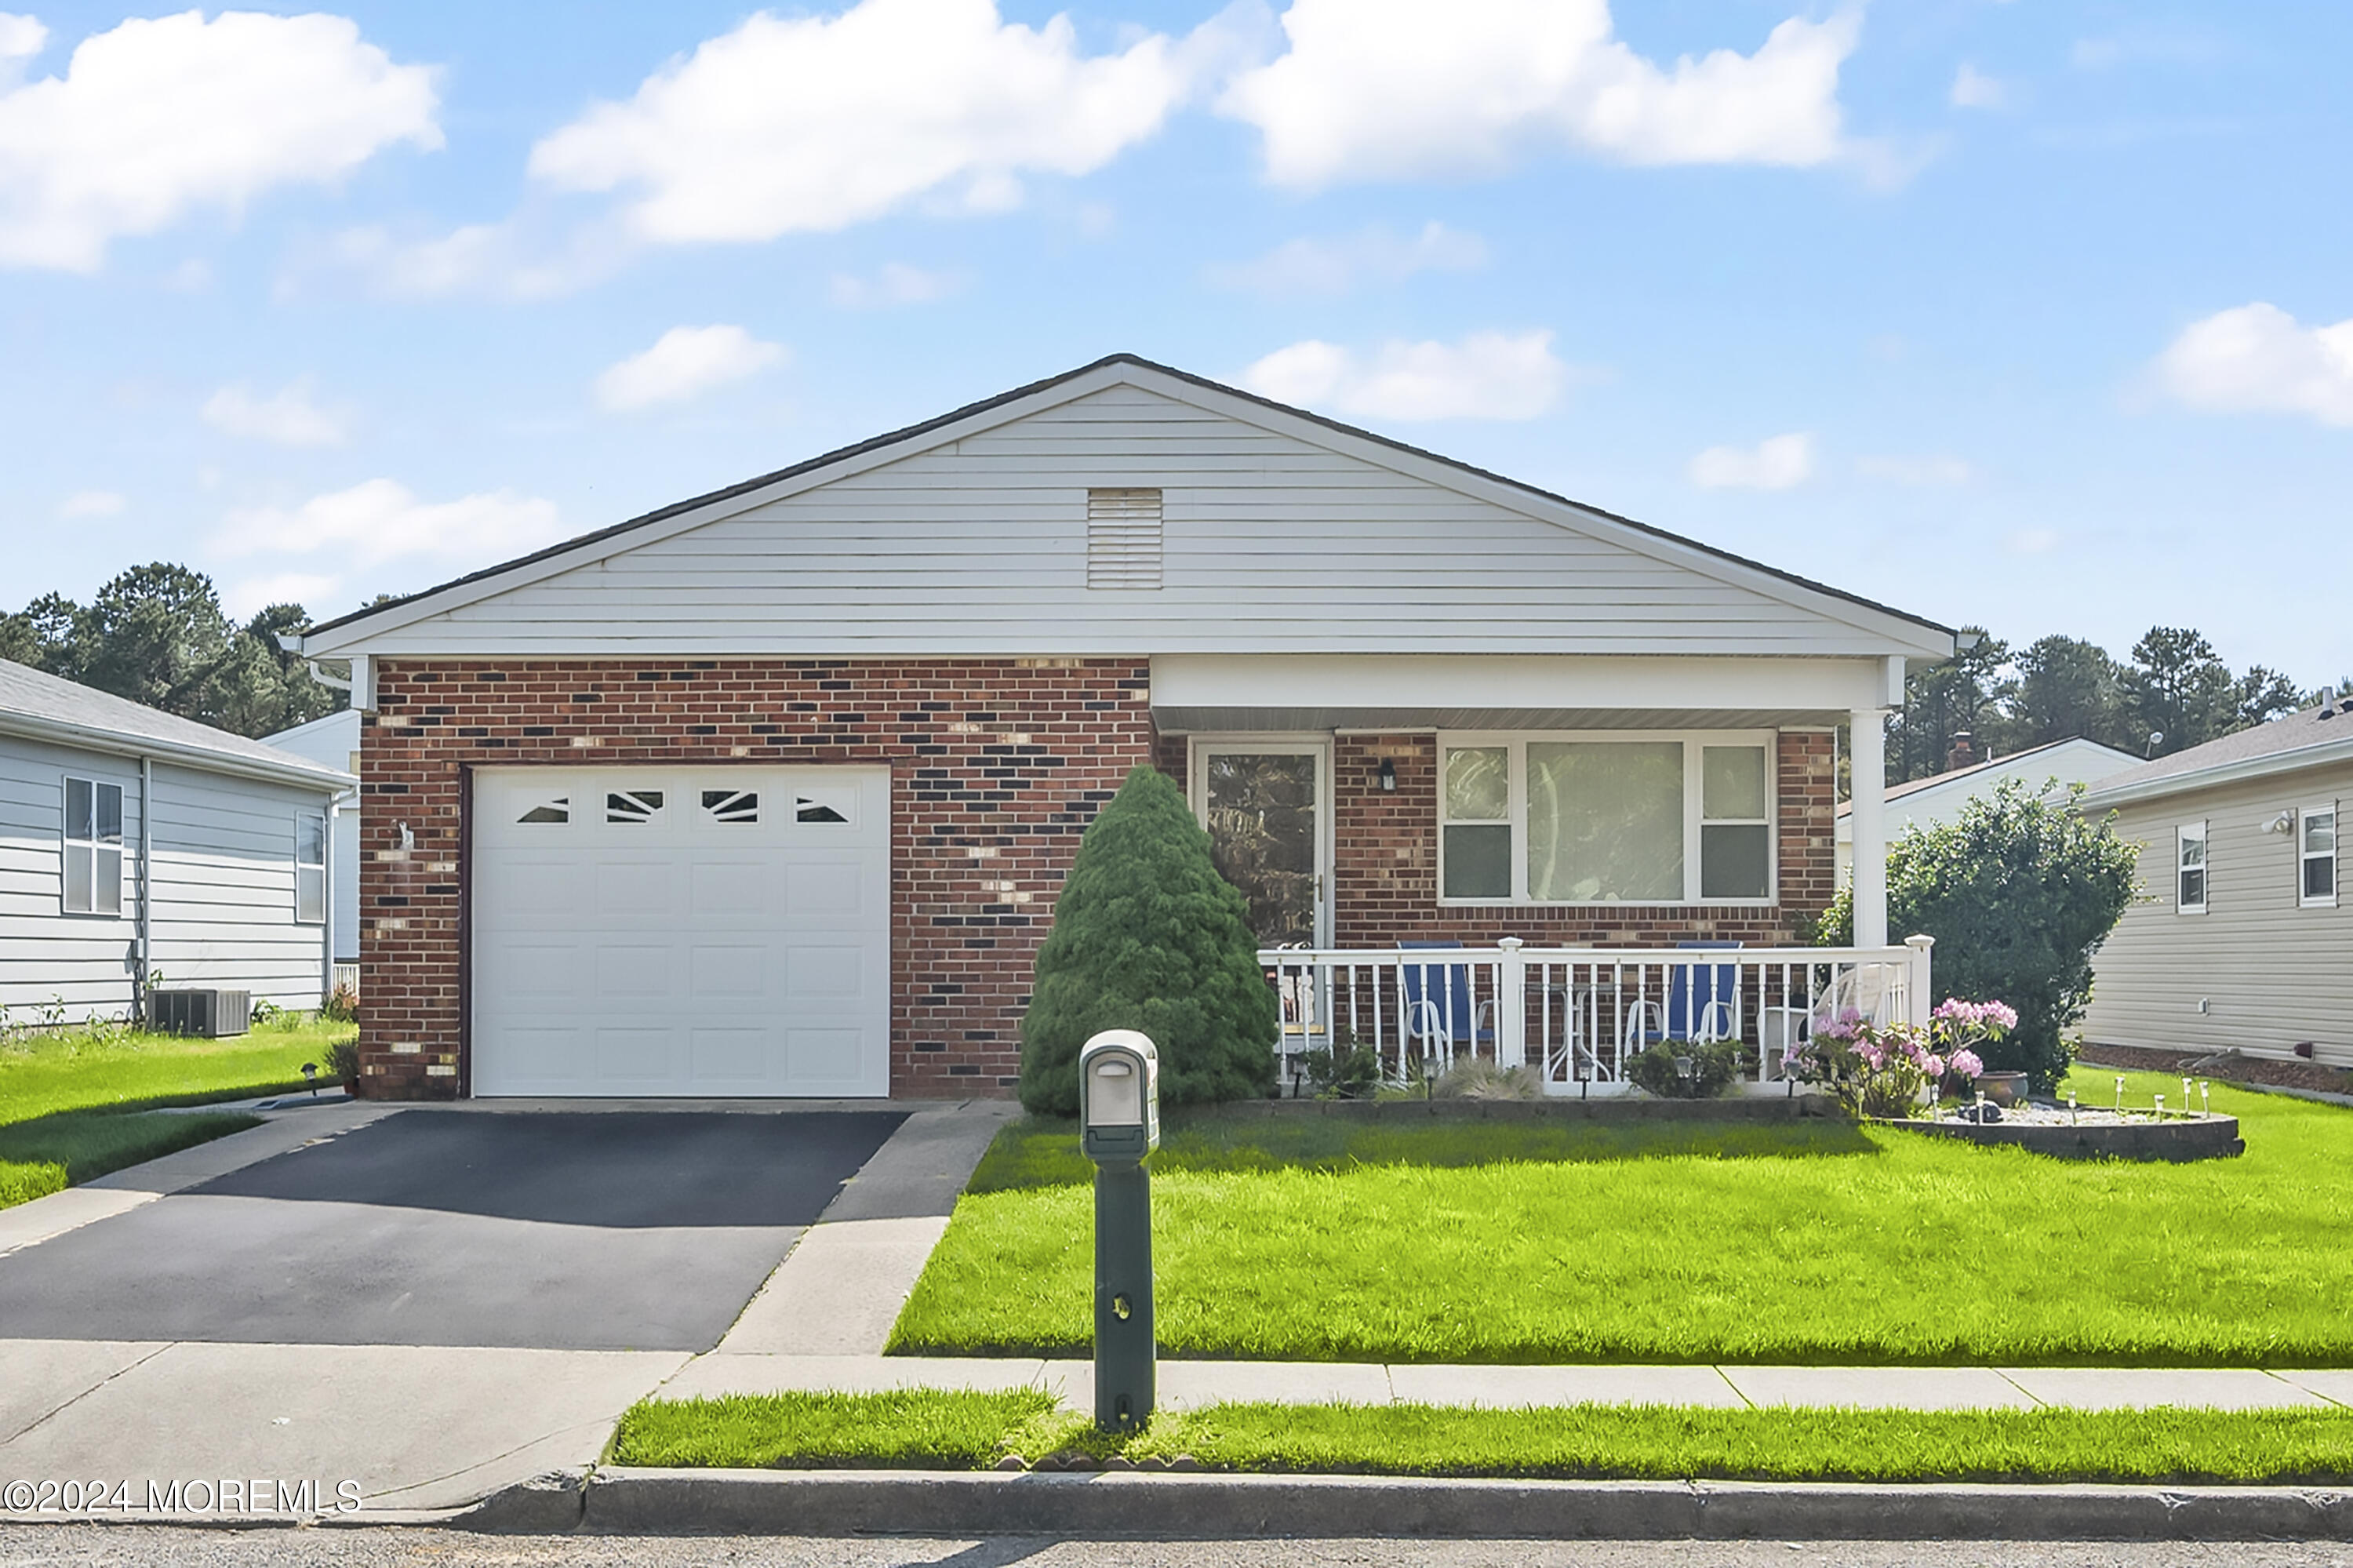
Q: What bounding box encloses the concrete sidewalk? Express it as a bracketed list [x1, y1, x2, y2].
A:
[656, 1352, 2353, 1413]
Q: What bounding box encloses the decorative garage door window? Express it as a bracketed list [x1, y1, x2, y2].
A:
[606, 789, 666, 825]
[795, 788, 853, 824]
[517, 795, 569, 824]
[702, 788, 760, 824]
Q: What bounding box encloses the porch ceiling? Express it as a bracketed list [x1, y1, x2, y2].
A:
[1151, 705, 1846, 733]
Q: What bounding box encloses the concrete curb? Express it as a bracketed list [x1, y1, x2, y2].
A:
[442, 1467, 2353, 1541]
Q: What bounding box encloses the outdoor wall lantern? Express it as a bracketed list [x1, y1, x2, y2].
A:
[1080, 1029, 1160, 1433]
[1377, 758, 1397, 792]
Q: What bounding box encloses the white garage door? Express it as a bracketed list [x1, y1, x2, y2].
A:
[471, 767, 890, 1097]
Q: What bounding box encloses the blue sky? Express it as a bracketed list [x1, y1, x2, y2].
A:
[2, 1, 2348, 683]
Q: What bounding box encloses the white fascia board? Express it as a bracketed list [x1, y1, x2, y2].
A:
[297, 366, 1139, 659]
[0, 712, 354, 795]
[1151, 653, 1893, 715]
[1141, 377, 1957, 664]
[2078, 733, 2353, 811]
[304, 360, 1952, 665]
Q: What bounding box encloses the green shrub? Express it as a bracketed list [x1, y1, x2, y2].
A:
[1301, 1031, 1386, 1099]
[1625, 1039, 1744, 1099]
[322, 983, 359, 1024]
[1017, 766, 1278, 1116]
[1820, 779, 2139, 1092]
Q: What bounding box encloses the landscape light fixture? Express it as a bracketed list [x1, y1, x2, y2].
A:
[300, 1061, 318, 1097]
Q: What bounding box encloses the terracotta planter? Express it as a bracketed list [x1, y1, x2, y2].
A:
[1978, 1070, 2030, 1108]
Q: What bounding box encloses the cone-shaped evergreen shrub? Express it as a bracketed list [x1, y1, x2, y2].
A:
[1019, 765, 1277, 1115]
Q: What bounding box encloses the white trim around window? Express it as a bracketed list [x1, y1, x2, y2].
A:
[296, 809, 327, 926]
[1436, 730, 1777, 907]
[2176, 820, 2208, 915]
[61, 775, 125, 918]
[2301, 801, 2337, 909]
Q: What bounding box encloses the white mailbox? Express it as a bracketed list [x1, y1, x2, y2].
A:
[1080, 1030, 1159, 1162]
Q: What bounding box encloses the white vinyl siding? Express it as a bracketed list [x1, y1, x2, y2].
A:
[60, 776, 124, 916]
[0, 738, 140, 1018]
[336, 382, 1941, 660]
[2177, 823, 2207, 915]
[1437, 732, 1776, 907]
[2304, 802, 2338, 908]
[2083, 762, 2353, 1066]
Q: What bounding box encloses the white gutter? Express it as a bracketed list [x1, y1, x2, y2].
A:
[0, 712, 353, 796]
[2079, 729, 2353, 811]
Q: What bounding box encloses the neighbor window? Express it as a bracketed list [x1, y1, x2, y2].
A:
[62, 777, 123, 917]
[2176, 822, 2207, 915]
[1438, 734, 1775, 904]
[2303, 803, 2337, 908]
[296, 811, 326, 925]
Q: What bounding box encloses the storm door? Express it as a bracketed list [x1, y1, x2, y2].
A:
[1192, 742, 1331, 949]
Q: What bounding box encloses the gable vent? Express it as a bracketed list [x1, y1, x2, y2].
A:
[1086, 488, 1163, 589]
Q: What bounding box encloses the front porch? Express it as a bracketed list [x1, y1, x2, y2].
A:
[1259, 939, 1933, 1095]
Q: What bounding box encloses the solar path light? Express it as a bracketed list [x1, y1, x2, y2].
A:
[1079, 1029, 1159, 1433]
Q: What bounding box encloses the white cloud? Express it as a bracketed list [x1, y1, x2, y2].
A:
[1220, 0, 1860, 189]
[202, 379, 349, 447]
[316, 218, 626, 301]
[0, 13, 44, 92]
[216, 479, 563, 569]
[1690, 432, 1816, 490]
[56, 488, 123, 518]
[1949, 63, 2004, 110]
[1242, 330, 1570, 421]
[2155, 303, 2353, 427]
[593, 325, 786, 412]
[1856, 453, 1973, 486]
[1206, 220, 1488, 297]
[2006, 529, 2060, 555]
[829, 261, 964, 308]
[220, 570, 344, 620]
[527, 0, 1202, 245]
[0, 9, 439, 271]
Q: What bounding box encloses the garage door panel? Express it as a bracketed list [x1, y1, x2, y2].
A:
[473, 766, 889, 1098]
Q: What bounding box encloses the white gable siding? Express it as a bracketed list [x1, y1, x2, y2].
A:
[348, 384, 1924, 660]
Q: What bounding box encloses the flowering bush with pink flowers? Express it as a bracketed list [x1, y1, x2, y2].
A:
[1789, 996, 2017, 1119]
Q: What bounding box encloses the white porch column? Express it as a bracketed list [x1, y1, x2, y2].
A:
[1848, 709, 1889, 949]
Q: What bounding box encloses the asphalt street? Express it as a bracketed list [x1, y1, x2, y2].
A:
[0, 1109, 905, 1351]
[2, 1531, 2350, 1567]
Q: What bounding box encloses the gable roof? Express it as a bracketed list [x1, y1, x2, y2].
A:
[1836, 736, 2140, 820]
[2080, 698, 2353, 809]
[300, 354, 1956, 662]
[0, 659, 353, 793]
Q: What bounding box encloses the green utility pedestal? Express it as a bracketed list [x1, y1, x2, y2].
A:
[1078, 1029, 1160, 1433]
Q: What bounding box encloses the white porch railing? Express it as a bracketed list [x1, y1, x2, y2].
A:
[1260, 937, 1934, 1093]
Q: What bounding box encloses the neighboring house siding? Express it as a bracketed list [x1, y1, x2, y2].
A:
[0, 735, 143, 1020]
[264, 710, 361, 962]
[1330, 730, 1838, 949]
[1835, 738, 2137, 881]
[147, 762, 332, 1009]
[2082, 761, 2352, 1065]
[359, 384, 1922, 660]
[356, 658, 1153, 1100]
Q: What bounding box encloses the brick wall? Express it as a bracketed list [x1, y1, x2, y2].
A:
[1329, 731, 1838, 948]
[358, 658, 1152, 1100]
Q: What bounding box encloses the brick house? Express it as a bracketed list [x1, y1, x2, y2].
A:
[296, 355, 1953, 1101]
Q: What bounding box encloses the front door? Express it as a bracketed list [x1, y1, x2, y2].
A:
[1192, 743, 1329, 948]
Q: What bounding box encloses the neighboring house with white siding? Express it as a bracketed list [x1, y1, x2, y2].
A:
[1835, 735, 2138, 882]
[0, 659, 355, 1026]
[263, 708, 362, 979]
[2079, 696, 2351, 1066]
[294, 354, 1958, 1101]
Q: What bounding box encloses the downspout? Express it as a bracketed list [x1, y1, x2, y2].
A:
[322, 794, 336, 1006]
[136, 755, 153, 1023]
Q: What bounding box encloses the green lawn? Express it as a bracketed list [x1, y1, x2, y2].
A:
[610, 1388, 2353, 1486]
[893, 1069, 2351, 1366]
[0, 1013, 353, 1210]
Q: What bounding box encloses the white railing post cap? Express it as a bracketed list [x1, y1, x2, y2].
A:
[1498, 937, 1524, 951]
[1904, 933, 1936, 952]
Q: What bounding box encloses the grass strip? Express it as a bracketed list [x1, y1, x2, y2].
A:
[0, 1110, 260, 1199]
[0, 1016, 354, 1126]
[897, 1070, 2353, 1366]
[609, 1389, 2353, 1486]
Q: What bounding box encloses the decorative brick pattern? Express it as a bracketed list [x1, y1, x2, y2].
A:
[1330, 731, 1838, 948]
[358, 658, 1151, 1100]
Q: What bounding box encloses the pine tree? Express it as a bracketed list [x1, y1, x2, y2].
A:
[1018, 765, 1277, 1116]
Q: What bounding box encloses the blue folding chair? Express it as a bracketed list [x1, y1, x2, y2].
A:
[1626, 940, 1743, 1046]
[1398, 940, 1496, 1068]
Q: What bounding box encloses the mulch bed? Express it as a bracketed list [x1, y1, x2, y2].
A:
[2078, 1042, 2352, 1096]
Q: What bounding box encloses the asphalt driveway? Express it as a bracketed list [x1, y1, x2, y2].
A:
[0, 1108, 904, 1352]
